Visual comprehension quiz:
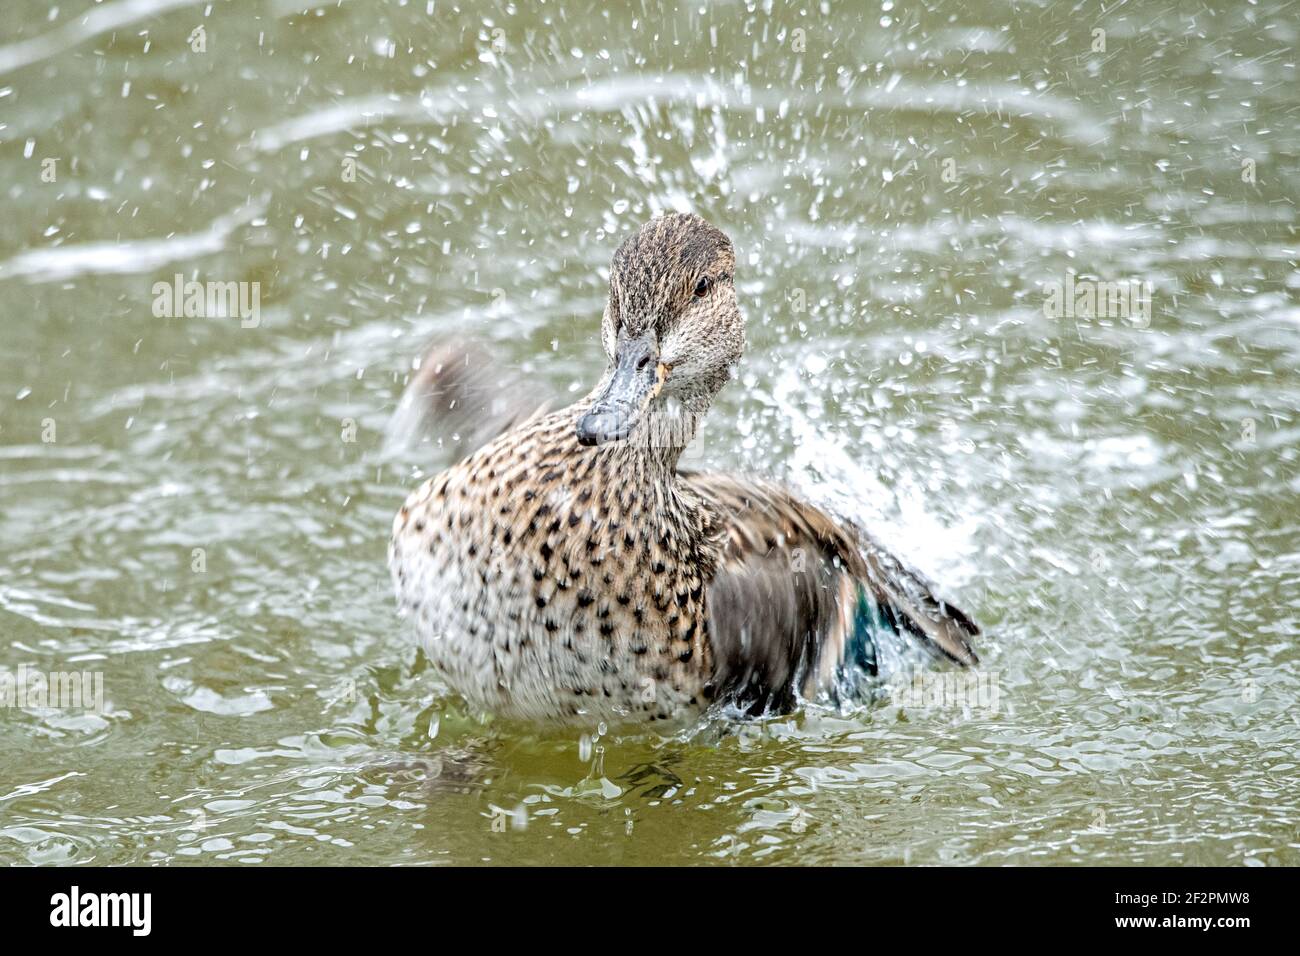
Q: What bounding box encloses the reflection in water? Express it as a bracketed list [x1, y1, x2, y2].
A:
[0, 0, 1296, 865]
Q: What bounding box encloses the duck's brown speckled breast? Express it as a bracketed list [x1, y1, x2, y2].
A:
[389, 407, 717, 726]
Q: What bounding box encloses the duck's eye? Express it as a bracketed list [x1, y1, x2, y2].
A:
[694, 276, 713, 297]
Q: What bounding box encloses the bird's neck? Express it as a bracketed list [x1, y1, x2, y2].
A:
[576, 393, 710, 475]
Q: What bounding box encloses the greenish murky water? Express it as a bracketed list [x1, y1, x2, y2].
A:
[1, 0, 1297, 865]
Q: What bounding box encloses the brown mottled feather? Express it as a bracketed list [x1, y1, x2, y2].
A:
[683, 472, 979, 715]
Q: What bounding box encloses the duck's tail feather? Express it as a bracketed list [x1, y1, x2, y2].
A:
[383, 338, 552, 458]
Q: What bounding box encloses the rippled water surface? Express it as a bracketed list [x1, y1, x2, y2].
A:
[1, 0, 1297, 865]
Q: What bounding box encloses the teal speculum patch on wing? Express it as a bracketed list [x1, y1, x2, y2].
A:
[849, 585, 885, 680]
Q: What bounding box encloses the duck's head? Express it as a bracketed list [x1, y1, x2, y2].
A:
[577, 213, 743, 447]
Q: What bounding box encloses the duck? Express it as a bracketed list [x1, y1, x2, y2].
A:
[388, 212, 979, 727]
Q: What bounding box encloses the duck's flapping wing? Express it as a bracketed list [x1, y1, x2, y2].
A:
[682, 471, 979, 714]
[384, 338, 552, 458]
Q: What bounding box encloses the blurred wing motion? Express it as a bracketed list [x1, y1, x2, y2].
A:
[383, 338, 552, 458]
[683, 472, 979, 715]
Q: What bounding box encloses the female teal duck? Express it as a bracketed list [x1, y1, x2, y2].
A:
[389, 213, 979, 726]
